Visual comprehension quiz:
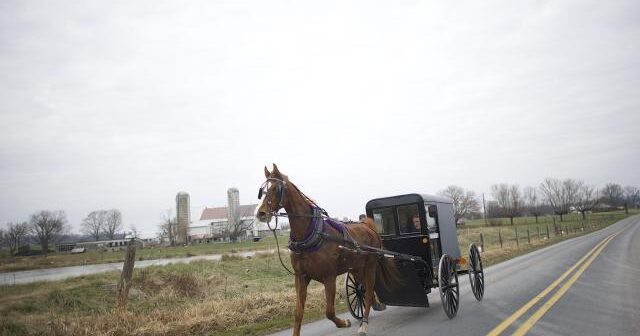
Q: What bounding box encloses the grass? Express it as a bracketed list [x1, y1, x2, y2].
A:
[0, 252, 343, 336]
[1, 210, 636, 336]
[0, 233, 290, 273]
[456, 210, 639, 269]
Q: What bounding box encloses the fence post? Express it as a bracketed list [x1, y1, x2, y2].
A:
[480, 233, 485, 251]
[117, 240, 137, 309]
[546, 225, 550, 239]
[537, 226, 540, 240]
[527, 227, 531, 244]
[498, 230, 503, 248]
[515, 227, 519, 247]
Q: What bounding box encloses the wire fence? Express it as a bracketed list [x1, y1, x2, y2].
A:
[457, 214, 621, 252]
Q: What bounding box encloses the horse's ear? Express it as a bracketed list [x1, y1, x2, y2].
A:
[272, 163, 281, 176]
[264, 166, 270, 178]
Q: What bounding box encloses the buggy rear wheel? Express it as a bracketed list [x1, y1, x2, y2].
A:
[468, 243, 485, 301]
[438, 254, 460, 319]
[345, 272, 364, 320]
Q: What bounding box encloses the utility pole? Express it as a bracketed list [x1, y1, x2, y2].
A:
[483, 193, 488, 226]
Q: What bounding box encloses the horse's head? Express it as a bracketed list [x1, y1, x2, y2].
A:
[256, 164, 289, 223]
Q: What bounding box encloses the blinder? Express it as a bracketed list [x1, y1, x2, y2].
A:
[276, 184, 284, 201]
[257, 178, 287, 207]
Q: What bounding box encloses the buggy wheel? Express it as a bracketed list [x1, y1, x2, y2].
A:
[468, 243, 485, 301]
[345, 272, 364, 320]
[438, 254, 459, 319]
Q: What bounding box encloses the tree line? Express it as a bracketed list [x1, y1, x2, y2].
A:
[0, 209, 123, 256]
[438, 180, 639, 226]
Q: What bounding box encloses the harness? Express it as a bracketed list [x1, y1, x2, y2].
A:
[258, 177, 362, 274]
[288, 207, 350, 253]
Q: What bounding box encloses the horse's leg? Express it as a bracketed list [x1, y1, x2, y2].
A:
[323, 276, 351, 328]
[358, 259, 377, 336]
[293, 274, 311, 336]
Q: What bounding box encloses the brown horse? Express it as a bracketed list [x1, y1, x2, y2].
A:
[256, 164, 399, 336]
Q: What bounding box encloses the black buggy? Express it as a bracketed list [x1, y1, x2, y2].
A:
[344, 194, 485, 319]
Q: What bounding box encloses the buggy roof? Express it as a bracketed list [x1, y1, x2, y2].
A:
[366, 193, 453, 209]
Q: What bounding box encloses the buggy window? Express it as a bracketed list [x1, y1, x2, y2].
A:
[372, 208, 395, 235]
[425, 204, 438, 232]
[398, 204, 421, 234]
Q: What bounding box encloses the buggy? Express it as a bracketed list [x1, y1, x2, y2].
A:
[344, 194, 485, 319]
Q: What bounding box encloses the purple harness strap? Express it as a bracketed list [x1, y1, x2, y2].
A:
[288, 207, 346, 252]
[325, 217, 347, 235]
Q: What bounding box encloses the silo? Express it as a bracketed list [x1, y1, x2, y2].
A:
[176, 192, 190, 244]
[227, 188, 240, 230]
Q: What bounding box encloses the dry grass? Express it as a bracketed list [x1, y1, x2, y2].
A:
[0, 256, 334, 336]
[24, 287, 327, 336]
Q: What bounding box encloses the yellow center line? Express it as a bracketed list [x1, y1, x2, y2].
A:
[512, 234, 617, 335]
[486, 234, 614, 336]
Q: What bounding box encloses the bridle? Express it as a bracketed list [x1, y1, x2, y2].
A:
[258, 177, 288, 215]
[257, 177, 328, 225]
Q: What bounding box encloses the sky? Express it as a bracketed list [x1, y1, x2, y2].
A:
[1, 0, 639, 237]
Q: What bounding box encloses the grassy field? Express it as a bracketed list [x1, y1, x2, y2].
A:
[0, 233, 290, 273]
[0, 251, 341, 336]
[1, 210, 637, 335]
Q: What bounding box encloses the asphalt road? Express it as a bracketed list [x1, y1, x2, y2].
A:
[270, 215, 640, 336]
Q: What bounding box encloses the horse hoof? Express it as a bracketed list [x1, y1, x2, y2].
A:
[358, 321, 368, 335]
[344, 319, 351, 328]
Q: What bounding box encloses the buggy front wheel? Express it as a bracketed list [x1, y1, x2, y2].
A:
[345, 272, 364, 320]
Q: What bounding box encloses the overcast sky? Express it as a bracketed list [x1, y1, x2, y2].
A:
[1, 0, 639, 236]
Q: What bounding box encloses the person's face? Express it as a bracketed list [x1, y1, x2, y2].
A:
[412, 216, 421, 229]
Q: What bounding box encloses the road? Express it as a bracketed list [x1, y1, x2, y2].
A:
[270, 215, 640, 336]
[0, 250, 265, 285]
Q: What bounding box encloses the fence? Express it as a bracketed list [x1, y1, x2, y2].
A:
[458, 214, 621, 252]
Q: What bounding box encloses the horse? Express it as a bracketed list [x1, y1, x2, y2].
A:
[256, 164, 400, 336]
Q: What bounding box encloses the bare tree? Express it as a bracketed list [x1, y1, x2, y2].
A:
[523, 186, 543, 223]
[82, 210, 106, 241]
[540, 178, 570, 222]
[0, 228, 6, 249]
[574, 182, 598, 219]
[6, 222, 29, 255]
[438, 185, 480, 224]
[103, 209, 123, 240]
[30, 210, 67, 256]
[625, 186, 640, 209]
[601, 183, 624, 209]
[491, 184, 522, 225]
[227, 206, 256, 242]
[563, 179, 581, 212]
[159, 210, 177, 246]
